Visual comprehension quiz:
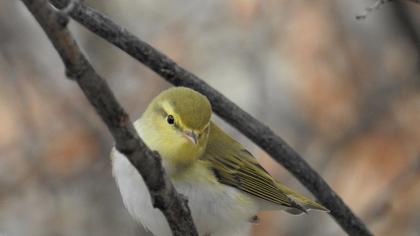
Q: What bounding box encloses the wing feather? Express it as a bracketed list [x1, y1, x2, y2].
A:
[202, 123, 297, 208]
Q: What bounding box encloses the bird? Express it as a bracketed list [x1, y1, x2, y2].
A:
[111, 87, 328, 236]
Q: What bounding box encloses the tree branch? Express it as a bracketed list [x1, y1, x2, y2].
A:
[45, 1, 374, 235]
[356, 0, 420, 20]
[20, 0, 198, 235]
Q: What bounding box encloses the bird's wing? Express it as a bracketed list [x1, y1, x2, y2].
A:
[201, 122, 307, 211]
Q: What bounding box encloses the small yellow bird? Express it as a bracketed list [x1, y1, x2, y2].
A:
[111, 87, 328, 236]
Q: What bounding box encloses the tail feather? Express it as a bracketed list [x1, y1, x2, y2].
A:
[275, 181, 330, 214]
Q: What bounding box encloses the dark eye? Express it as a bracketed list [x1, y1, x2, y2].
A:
[166, 115, 175, 125]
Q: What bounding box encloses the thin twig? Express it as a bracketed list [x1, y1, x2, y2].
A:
[356, 0, 420, 20]
[47, 0, 373, 235]
[356, 0, 392, 20]
[20, 0, 198, 235]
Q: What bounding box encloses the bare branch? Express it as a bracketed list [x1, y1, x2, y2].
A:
[47, 0, 373, 235]
[20, 0, 198, 235]
[356, 0, 420, 20]
[356, 0, 392, 20]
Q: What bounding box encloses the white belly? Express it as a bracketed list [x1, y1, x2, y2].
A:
[111, 149, 258, 236]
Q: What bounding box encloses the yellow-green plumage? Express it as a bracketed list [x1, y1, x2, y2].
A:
[112, 86, 328, 236]
[153, 87, 212, 130]
[203, 122, 327, 213]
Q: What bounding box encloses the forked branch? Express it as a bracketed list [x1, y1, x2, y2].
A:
[20, 0, 198, 235]
[30, 0, 373, 235]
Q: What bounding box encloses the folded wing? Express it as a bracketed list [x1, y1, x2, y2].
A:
[202, 122, 328, 214]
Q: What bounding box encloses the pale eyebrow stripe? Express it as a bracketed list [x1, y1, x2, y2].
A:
[158, 100, 184, 130]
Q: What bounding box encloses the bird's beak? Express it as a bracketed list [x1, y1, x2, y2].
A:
[183, 130, 198, 145]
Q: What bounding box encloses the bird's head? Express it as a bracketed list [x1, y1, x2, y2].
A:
[137, 87, 212, 173]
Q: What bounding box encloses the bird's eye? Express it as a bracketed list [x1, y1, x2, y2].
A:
[166, 115, 175, 125]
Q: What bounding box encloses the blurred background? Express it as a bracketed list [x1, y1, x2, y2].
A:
[1, 0, 419, 235]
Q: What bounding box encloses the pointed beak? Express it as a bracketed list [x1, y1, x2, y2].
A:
[183, 130, 198, 145]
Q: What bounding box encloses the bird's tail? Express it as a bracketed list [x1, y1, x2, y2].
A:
[274, 181, 330, 215]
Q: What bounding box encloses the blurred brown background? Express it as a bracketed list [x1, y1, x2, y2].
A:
[0, 0, 419, 235]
